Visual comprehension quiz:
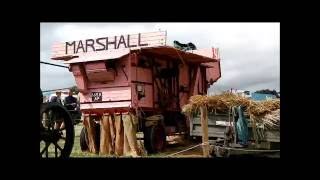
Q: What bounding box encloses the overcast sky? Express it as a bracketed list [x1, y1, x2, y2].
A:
[40, 23, 279, 94]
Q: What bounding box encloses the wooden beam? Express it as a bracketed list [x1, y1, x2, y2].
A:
[151, 58, 155, 109]
[189, 66, 199, 97]
[200, 67, 207, 94]
[142, 52, 182, 65]
[200, 106, 210, 157]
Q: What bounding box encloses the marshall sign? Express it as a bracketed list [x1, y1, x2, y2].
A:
[51, 31, 167, 59]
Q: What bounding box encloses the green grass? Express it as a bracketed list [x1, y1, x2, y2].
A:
[70, 124, 101, 157]
[41, 124, 204, 158]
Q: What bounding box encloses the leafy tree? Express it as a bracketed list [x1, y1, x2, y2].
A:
[70, 86, 79, 94]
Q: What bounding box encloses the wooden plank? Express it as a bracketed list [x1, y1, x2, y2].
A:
[189, 66, 199, 97]
[249, 102, 259, 144]
[192, 116, 229, 125]
[200, 106, 210, 157]
[264, 131, 280, 142]
[52, 49, 130, 61]
[51, 41, 165, 55]
[192, 125, 226, 138]
[52, 38, 165, 50]
[189, 114, 193, 136]
[51, 42, 165, 58]
[51, 31, 167, 58]
[52, 31, 166, 47]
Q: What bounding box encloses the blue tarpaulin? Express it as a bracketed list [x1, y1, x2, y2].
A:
[251, 93, 276, 101]
[235, 106, 249, 145]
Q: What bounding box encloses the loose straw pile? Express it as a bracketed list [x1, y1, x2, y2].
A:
[182, 93, 280, 129]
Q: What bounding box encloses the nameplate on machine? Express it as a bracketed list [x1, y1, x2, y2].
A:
[51, 31, 167, 59]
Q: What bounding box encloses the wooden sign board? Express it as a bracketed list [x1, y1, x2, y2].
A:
[51, 31, 167, 59]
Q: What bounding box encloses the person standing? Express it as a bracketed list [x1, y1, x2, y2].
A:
[50, 91, 64, 130]
[50, 91, 63, 105]
[64, 89, 77, 110]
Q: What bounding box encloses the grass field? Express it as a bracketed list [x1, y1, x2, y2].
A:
[69, 124, 204, 158]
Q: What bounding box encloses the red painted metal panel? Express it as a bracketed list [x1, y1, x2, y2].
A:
[84, 61, 115, 82]
[179, 65, 189, 88]
[80, 101, 131, 110]
[71, 64, 88, 93]
[131, 84, 153, 108]
[137, 47, 217, 64]
[206, 61, 221, 84]
[179, 93, 189, 109]
[130, 67, 152, 83]
[79, 86, 131, 104]
[85, 61, 106, 70]
[202, 48, 221, 84]
[86, 70, 115, 82]
[82, 56, 130, 87]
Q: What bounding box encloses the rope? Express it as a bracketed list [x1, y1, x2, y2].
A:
[166, 142, 209, 157]
[166, 142, 279, 157]
[217, 146, 280, 152]
[174, 49, 186, 66]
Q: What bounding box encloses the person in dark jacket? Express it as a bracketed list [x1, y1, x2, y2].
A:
[49, 91, 64, 130]
[64, 89, 78, 110]
[50, 91, 63, 105]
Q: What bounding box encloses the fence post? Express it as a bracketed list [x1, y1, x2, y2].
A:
[200, 105, 210, 157]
